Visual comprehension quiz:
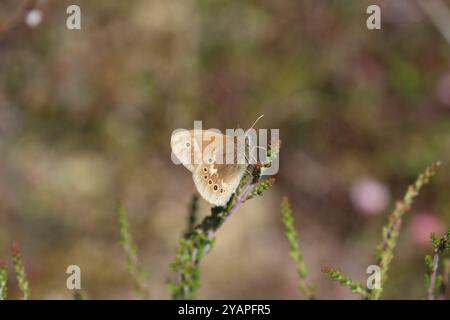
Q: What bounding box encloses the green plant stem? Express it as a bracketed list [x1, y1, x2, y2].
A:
[169, 142, 279, 299]
[322, 267, 368, 299]
[0, 262, 7, 300]
[185, 195, 199, 237]
[371, 161, 441, 299]
[322, 161, 441, 300]
[169, 171, 260, 299]
[11, 242, 29, 300]
[428, 252, 440, 300]
[281, 197, 315, 299]
[117, 199, 149, 299]
[426, 230, 450, 300]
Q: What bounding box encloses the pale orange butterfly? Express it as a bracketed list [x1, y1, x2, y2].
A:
[171, 116, 264, 206]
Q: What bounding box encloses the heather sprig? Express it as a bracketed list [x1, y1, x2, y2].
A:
[246, 178, 275, 201]
[168, 232, 212, 300]
[184, 195, 199, 237]
[371, 161, 441, 299]
[0, 262, 7, 300]
[117, 199, 149, 299]
[321, 267, 368, 299]
[168, 142, 280, 300]
[323, 161, 441, 300]
[425, 229, 450, 300]
[281, 197, 315, 299]
[11, 242, 29, 300]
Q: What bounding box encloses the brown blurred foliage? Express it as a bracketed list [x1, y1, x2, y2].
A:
[0, 0, 449, 299]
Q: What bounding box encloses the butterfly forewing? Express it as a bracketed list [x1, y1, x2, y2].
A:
[171, 130, 204, 172]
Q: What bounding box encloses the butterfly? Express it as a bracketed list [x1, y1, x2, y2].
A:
[170, 116, 264, 206]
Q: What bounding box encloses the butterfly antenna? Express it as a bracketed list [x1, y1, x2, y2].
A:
[244, 114, 265, 149]
[253, 145, 267, 152]
[246, 114, 264, 133]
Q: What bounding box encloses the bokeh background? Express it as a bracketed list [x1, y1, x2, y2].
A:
[0, 0, 449, 299]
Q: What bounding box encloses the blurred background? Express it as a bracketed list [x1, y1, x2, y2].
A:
[0, 0, 449, 299]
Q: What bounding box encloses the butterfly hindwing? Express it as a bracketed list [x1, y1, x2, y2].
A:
[193, 162, 247, 206]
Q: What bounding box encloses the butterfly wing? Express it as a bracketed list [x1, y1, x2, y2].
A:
[170, 130, 204, 172]
[192, 134, 247, 206]
[171, 129, 248, 206]
[193, 162, 247, 206]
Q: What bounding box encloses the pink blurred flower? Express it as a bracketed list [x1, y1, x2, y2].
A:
[409, 213, 443, 246]
[25, 9, 43, 28]
[350, 177, 390, 215]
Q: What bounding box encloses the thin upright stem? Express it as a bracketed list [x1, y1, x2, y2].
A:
[428, 250, 440, 300]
